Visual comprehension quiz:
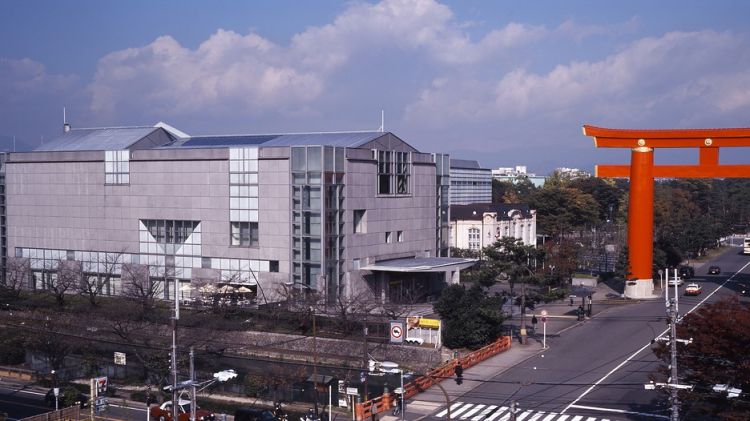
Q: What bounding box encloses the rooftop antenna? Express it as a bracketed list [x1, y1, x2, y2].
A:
[63, 107, 71, 133]
[13, 136, 15, 152]
[378, 109, 385, 132]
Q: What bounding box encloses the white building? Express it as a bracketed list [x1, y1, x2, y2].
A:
[449, 203, 537, 251]
[491, 165, 546, 187]
[449, 159, 492, 205]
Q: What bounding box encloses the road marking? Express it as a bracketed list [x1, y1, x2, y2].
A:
[562, 260, 750, 415]
[453, 403, 475, 418]
[569, 404, 668, 419]
[462, 404, 485, 419]
[472, 405, 497, 420]
[485, 406, 509, 420]
[436, 402, 464, 417]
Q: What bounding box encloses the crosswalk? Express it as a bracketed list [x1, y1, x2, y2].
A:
[433, 402, 613, 421]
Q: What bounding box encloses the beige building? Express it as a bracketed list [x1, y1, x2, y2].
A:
[449, 203, 537, 251]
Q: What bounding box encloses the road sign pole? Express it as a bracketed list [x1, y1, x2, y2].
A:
[543, 321, 546, 349]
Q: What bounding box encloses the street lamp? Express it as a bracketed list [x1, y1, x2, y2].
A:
[51, 370, 58, 411]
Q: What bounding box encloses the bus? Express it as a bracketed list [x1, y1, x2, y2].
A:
[744, 238, 750, 255]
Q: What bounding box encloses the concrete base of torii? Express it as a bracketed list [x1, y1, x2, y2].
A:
[624, 279, 656, 299]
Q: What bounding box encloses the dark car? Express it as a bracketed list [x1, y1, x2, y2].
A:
[45, 387, 89, 409]
[234, 407, 278, 421]
[708, 265, 721, 275]
[678, 266, 695, 279]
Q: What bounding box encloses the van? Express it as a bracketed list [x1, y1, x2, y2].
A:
[234, 408, 278, 421]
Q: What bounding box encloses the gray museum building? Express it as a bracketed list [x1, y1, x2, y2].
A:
[2, 123, 475, 305]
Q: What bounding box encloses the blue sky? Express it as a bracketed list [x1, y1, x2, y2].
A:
[2, 0, 749, 173]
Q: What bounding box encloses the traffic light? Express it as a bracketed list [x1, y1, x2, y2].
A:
[454, 363, 464, 385]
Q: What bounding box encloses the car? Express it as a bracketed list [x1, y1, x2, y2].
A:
[234, 407, 279, 421]
[667, 277, 684, 287]
[685, 283, 702, 296]
[45, 387, 89, 409]
[708, 265, 721, 275]
[678, 266, 695, 279]
[150, 399, 215, 421]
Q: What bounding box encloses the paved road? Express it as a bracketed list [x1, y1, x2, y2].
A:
[424, 248, 750, 421]
[0, 383, 49, 420]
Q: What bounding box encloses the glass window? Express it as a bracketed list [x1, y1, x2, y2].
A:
[269, 260, 279, 273]
[397, 231, 403, 242]
[105, 150, 130, 185]
[385, 232, 392, 243]
[230, 222, 259, 247]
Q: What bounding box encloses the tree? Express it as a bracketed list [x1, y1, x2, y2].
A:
[652, 297, 750, 419]
[1, 257, 31, 300]
[48, 260, 81, 307]
[433, 284, 504, 349]
[121, 263, 163, 313]
[79, 251, 125, 307]
[530, 185, 598, 239]
[492, 177, 536, 204]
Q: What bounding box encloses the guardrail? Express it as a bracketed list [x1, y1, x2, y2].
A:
[19, 406, 80, 421]
[0, 366, 35, 381]
[356, 336, 512, 420]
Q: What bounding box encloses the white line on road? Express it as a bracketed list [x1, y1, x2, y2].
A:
[568, 404, 668, 419]
[562, 260, 750, 415]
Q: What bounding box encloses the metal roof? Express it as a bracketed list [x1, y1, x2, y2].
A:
[35, 127, 158, 151]
[360, 257, 477, 272]
[164, 131, 386, 149]
[450, 159, 483, 169]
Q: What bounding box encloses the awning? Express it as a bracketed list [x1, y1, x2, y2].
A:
[360, 257, 477, 273]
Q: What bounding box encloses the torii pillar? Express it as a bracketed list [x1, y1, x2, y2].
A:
[583, 125, 750, 299]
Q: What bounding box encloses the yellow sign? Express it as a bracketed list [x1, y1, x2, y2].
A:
[418, 318, 441, 329]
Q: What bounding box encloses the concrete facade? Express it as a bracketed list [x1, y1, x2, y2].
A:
[5, 125, 456, 304]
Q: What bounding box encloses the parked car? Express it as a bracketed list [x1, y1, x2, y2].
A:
[44, 387, 89, 409]
[684, 283, 702, 296]
[708, 265, 721, 275]
[234, 407, 279, 421]
[678, 266, 695, 279]
[668, 277, 684, 287]
[150, 399, 215, 421]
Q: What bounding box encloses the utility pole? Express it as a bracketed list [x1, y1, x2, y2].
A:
[668, 297, 680, 421]
[190, 347, 196, 421]
[363, 315, 369, 398]
[519, 282, 527, 344]
[172, 278, 180, 421]
[312, 306, 319, 417]
[645, 276, 692, 421]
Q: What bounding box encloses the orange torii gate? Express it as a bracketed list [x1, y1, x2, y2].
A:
[583, 125, 750, 298]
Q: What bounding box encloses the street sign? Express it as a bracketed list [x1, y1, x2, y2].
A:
[95, 376, 108, 394]
[114, 352, 126, 365]
[346, 387, 359, 395]
[95, 396, 108, 413]
[540, 310, 548, 317]
[390, 320, 404, 343]
[541, 316, 547, 323]
[53, 387, 59, 397]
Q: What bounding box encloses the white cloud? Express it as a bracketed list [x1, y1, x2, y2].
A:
[0, 58, 76, 96]
[406, 30, 750, 126]
[88, 0, 547, 117]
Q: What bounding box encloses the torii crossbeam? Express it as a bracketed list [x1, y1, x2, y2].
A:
[583, 125, 750, 298]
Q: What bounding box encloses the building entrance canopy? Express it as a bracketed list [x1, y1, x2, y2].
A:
[360, 257, 477, 273]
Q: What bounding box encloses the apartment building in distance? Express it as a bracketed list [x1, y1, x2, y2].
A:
[3, 122, 475, 305]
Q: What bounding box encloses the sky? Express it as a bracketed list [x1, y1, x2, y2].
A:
[2, 0, 750, 173]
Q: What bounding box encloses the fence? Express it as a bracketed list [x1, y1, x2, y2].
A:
[356, 336, 512, 420]
[20, 406, 80, 421]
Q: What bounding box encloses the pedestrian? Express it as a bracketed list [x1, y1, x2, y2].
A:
[371, 401, 378, 421]
[531, 315, 538, 331]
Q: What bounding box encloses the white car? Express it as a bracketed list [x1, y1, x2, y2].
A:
[667, 277, 684, 287]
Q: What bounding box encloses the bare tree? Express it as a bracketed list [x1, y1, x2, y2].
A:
[121, 263, 163, 313]
[48, 260, 82, 307]
[79, 251, 125, 306]
[1, 257, 31, 300]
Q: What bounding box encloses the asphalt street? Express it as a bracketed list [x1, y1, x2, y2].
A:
[424, 247, 750, 421]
